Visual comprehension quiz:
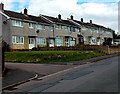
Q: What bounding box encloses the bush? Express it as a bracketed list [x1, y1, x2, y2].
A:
[2, 41, 10, 51]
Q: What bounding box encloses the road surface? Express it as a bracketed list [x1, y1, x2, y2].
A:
[6, 55, 120, 93]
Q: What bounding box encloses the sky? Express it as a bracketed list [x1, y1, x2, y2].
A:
[1, 0, 119, 34]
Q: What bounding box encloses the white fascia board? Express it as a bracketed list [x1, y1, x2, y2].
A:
[0, 11, 10, 19]
[11, 17, 50, 26]
[67, 18, 81, 27]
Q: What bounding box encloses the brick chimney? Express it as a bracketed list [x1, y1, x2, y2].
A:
[0, 2, 4, 11]
[58, 14, 61, 19]
[24, 8, 27, 15]
[70, 15, 73, 20]
[81, 18, 83, 22]
[90, 20, 92, 24]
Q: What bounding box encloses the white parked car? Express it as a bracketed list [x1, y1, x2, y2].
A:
[114, 39, 120, 45]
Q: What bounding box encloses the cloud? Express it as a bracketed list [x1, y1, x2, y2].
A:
[77, 0, 119, 4]
[3, 0, 30, 11]
[2, 0, 118, 33]
[27, 0, 118, 32]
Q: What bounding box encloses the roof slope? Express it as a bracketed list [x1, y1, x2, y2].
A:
[3, 10, 49, 24]
[41, 14, 79, 27]
[3, 10, 114, 31]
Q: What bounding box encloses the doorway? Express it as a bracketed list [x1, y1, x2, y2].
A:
[29, 38, 35, 49]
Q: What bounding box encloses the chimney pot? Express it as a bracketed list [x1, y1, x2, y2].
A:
[70, 15, 73, 20]
[0, 3, 4, 11]
[58, 14, 61, 19]
[24, 8, 28, 15]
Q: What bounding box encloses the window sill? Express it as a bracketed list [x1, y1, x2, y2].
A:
[29, 27, 34, 29]
[12, 43, 24, 44]
[12, 26, 23, 27]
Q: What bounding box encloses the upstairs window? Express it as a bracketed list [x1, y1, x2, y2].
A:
[56, 25, 62, 29]
[70, 26, 75, 32]
[105, 31, 111, 34]
[64, 26, 68, 30]
[12, 20, 23, 27]
[81, 26, 86, 30]
[36, 24, 45, 30]
[49, 26, 54, 31]
[29, 23, 35, 28]
[91, 28, 95, 32]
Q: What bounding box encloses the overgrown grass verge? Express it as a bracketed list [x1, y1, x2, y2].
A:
[5, 51, 104, 63]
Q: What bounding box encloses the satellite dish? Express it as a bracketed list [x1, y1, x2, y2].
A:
[3, 21, 7, 24]
[36, 30, 39, 33]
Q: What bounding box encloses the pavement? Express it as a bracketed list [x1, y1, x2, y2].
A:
[2, 69, 37, 90]
[2, 53, 119, 91]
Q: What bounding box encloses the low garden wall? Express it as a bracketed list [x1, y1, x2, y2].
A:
[34, 45, 120, 54]
[9, 45, 120, 54]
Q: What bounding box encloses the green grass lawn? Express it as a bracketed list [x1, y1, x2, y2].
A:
[5, 51, 104, 63]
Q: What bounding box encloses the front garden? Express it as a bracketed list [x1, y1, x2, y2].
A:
[5, 51, 104, 63]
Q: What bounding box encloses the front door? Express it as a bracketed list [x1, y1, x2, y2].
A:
[78, 35, 84, 44]
[97, 38, 100, 45]
[29, 38, 35, 49]
[49, 39, 54, 47]
[89, 37, 96, 45]
[65, 38, 70, 46]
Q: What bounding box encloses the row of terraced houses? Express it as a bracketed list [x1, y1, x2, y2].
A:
[0, 3, 114, 49]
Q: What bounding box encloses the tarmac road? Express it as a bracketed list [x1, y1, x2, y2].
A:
[13, 55, 119, 93]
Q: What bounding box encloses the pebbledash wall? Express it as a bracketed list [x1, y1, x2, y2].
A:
[1, 3, 114, 49]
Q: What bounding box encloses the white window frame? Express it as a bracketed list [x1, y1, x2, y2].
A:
[12, 36, 24, 44]
[64, 25, 68, 30]
[56, 25, 62, 29]
[36, 24, 45, 30]
[49, 26, 54, 31]
[12, 20, 23, 27]
[29, 23, 35, 28]
[37, 37, 46, 45]
[81, 26, 86, 30]
[56, 37, 63, 46]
